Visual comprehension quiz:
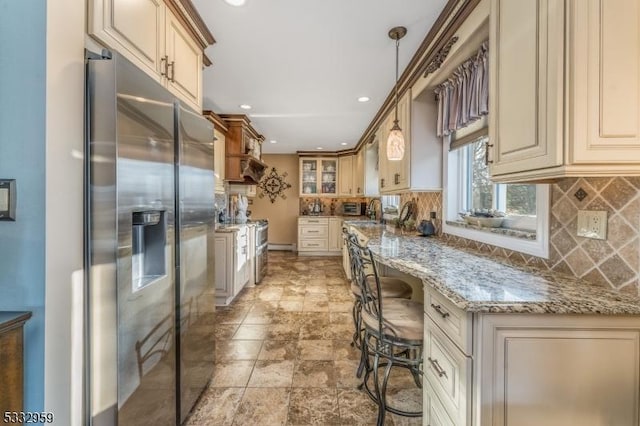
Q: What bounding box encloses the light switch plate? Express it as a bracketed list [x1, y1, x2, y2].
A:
[0, 179, 16, 221]
[576, 210, 607, 240]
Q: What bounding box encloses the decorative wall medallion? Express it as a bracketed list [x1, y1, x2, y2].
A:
[423, 36, 459, 77]
[258, 167, 292, 203]
[574, 187, 588, 202]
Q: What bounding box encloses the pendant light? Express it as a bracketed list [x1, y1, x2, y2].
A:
[387, 26, 407, 161]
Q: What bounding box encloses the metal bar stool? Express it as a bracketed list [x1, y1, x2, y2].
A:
[345, 231, 423, 426]
[343, 229, 413, 378]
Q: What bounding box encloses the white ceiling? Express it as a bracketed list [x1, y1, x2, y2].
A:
[192, 0, 447, 154]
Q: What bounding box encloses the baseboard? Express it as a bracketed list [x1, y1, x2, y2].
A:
[269, 243, 296, 251]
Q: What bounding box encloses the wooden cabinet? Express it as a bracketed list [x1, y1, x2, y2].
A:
[89, 0, 211, 113]
[220, 115, 267, 185]
[299, 158, 338, 196]
[423, 284, 640, 425]
[378, 89, 442, 193]
[489, 0, 640, 182]
[0, 312, 31, 417]
[214, 227, 250, 306]
[297, 217, 342, 255]
[338, 156, 354, 196]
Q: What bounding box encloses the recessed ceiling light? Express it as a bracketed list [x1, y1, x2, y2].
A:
[224, 0, 246, 6]
[340, 142, 348, 146]
[357, 96, 370, 103]
[239, 104, 252, 110]
[316, 147, 323, 150]
[270, 140, 277, 144]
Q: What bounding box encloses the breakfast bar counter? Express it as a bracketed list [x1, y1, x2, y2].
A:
[348, 222, 640, 314]
[346, 222, 640, 425]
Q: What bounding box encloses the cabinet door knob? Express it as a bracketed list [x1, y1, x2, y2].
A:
[394, 173, 400, 185]
[381, 178, 385, 188]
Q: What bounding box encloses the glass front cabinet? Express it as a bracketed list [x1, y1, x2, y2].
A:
[300, 158, 338, 196]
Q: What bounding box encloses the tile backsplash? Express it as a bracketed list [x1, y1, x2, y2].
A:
[299, 197, 371, 216]
[400, 178, 640, 296]
[399, 192, 443, 233]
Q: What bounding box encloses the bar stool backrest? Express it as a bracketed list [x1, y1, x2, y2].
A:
[344, 231, 384, 335]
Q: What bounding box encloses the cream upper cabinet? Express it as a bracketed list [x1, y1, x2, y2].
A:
[214, 128, 226, 193]
[89, 0, 164, 79]
[299, 158, 338, 196]
[569, 0, 640, 166]
[488, 0, 565, 178]
[338, 155, 354, 196]
[378, 88, 442, 193]
[378, 113, 392, 192]
[89, 0, 205, 112]
[165, 10, 203, 112]
[354, 149, 365, 196]
[490, 0, 640, 182]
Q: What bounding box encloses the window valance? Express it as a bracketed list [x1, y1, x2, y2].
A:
[434, 42, 489, 137]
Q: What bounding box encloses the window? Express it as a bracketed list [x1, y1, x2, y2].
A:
[444, 136, 549, 258]
[461, 138, 537, 231]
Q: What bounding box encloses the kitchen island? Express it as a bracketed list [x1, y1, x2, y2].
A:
[347, 222, 640, 426]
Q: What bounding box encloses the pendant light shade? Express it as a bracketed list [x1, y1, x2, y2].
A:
[386, 26, 407, 161]
[387, 120, 405, 161]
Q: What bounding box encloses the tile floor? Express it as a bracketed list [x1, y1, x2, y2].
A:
[185, 251, 422, 425]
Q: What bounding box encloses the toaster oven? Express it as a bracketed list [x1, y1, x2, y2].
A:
[342, 202, 359, 216]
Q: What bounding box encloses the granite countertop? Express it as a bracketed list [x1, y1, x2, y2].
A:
[347, 222, 640, 315]
[299, 215, 372, 219]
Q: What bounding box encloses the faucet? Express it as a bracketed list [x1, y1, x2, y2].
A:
[366, 198, 382, 223]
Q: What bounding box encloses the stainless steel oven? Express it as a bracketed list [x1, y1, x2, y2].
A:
[255, 220, 268, 283]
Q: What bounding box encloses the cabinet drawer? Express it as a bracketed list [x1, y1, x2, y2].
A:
[424, 315, 471, 425]
[299, 217, 328, 225]
[425, 286, 473, 355]
[300, 225, 328, 238]
[424, 380, 456, 426]
[299, 239, 328, 250]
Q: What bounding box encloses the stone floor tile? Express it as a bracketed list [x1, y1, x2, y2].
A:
[297, 340, 334, 360]
[215, 340, 263, 362]
[210, 361, 255, 388]
[257, 340, 298, 361]
[287, 388, 340, 425]
[184, 387, 244, 426]
[233, 387, 290, 426]
[247, 360, 295, 387]
[292, 360, 336, 388]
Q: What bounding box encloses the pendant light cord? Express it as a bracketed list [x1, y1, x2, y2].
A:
[394, 38, 399, 123]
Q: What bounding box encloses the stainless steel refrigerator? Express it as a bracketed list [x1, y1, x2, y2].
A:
[86, 51, 215, 425]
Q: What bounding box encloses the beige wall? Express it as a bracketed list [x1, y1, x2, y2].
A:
[251, 154, 300, 246]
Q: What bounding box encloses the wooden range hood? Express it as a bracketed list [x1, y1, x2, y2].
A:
[207, 112, 268, 185]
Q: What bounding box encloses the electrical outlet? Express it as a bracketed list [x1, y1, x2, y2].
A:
[576, 210, 607, 240]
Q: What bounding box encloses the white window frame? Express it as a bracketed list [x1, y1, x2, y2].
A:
[442, 139, 550, 258]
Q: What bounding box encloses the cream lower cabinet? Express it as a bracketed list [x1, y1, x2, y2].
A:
[489, 0, 640, 182]
[89, 0, 203, 112]
[298, 217, 342, 255]
[215, 227, 249, 306]
[423, 285, 640, 425]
